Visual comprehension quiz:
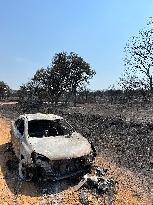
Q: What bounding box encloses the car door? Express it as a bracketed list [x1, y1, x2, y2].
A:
[11, 118, 25, 159]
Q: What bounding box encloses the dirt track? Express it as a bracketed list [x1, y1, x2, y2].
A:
[0, 117, 152, 204]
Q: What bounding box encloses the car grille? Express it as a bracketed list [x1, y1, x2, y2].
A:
[42, 155, 93, 178]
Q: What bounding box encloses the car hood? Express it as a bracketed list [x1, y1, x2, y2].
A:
[28, 132, 92, 160]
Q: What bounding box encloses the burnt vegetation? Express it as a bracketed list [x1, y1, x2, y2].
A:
[0, 49, 153, 186]
[1, 20, 153, 203]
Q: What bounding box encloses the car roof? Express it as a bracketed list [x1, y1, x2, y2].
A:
[19, 113, 63, 121]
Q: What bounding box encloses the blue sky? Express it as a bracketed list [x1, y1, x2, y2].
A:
[0, 0, 153, 90]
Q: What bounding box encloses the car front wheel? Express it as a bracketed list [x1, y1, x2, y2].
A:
[19, 161, 34, 181]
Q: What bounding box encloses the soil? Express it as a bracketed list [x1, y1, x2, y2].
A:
[0, 102, 152, 204]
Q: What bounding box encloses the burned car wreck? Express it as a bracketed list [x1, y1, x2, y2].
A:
[11, 113, 96, 181]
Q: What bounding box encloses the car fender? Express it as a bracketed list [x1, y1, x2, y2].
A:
[20, 141, 33, 164]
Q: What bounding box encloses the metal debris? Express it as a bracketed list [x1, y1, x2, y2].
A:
[75, 166, 118, 205]
[78, 190, 89, 205]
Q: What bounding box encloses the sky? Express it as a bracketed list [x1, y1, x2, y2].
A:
[0, 0, 153, 90]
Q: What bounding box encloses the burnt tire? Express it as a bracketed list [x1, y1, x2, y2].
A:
[19, 161, 34, 181]
[6, 159, 18, 171]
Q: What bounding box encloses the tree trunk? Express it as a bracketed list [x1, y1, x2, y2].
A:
[72, 85, 77, 107]
[149, 75, 153, 93]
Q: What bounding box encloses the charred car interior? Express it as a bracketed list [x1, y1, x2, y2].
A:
[11, 113, 96, 181]
[28, 119, 73, 138]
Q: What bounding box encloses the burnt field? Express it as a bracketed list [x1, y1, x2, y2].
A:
[0, 101, 153, 204]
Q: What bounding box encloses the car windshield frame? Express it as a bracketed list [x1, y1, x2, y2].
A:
[27, 119, 75, 138]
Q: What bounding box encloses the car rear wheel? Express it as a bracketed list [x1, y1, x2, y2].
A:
[19, 161, 34, 181]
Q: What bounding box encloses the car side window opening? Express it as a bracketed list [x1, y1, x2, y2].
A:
[15, 119, 24, 135]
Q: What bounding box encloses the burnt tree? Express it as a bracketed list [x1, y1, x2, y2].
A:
[120, 18, 153, 93]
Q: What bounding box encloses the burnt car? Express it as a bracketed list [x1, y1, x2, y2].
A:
[11, 113, 96, 181]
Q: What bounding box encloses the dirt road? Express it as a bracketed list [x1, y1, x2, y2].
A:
[0, 117, 152, 204]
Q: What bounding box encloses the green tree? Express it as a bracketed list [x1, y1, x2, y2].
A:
[120, 18, 153, 92]
[49, 52, 96, 105]
[20, 52, 96, 107]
